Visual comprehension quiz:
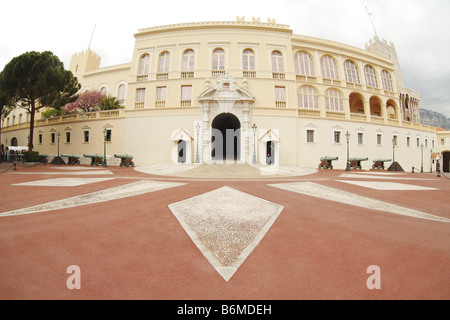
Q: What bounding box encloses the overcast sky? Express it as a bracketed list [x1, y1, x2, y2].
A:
[1, 0, 449, 116]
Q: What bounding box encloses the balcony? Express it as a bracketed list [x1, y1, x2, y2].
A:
[272, 72, 285, 80]
[181, 71, 194, 78]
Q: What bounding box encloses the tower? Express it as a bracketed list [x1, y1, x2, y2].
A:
[69, 49, 101, 81]
[365, 37, 421, 123]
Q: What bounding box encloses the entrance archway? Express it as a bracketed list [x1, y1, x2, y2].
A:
[211, 113, 241, 161]
[443, 151, 450, 173]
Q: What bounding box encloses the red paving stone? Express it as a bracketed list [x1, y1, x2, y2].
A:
[0, 163, 449, 300]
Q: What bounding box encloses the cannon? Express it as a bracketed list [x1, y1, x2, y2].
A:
[349, 157, 369, 170]
[61, 154, 81, 165]
[319, 156, 339, 169]
[372, 158, 392, 170]
[114, 154, 134, 167]
[83, 154, 104, 166]
[38, 154, 48, 165]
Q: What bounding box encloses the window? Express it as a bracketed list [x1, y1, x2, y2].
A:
[321, 55, 339, 80]
[243, 49, 255, 71]
[212, 48, 225, 71]
[306, 129, 315, 143]
[358, 132, 364, 145]
[135, 88, 146, 108]
[393, 135, 398, 146]
[381, 70, 393, 91]
[344, 60, 360, 84]
[417, 138, 420, 147]
[38, 133, 43, 144]
[298, 86, 319, 109]
[407, 137, 411, 147]
[66, 132, 71, 143]
[271, 51, 284, 73]
[364, 65, 378, 88]
[157, 52, 170, 79]
[441, 139, 444, 145]
[294, 51, 315, 76]
[118, 85, 126, 105]
[182, 49, 195, 72]
[83, 131, 90, 143]
[181, 85, 192, 106]
[156, 87, 167, 107]
[325, 89, 343, 111]
[334, 131, 341, 144]
[138, 54, 150, 75]
[425, 139, 428, 148]
[51, 132, 56, 144]
[377, 134, 382, 145]
[275, 86, 286, 108]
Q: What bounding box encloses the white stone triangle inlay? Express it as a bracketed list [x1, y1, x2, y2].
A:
[168, 186, 284, 281]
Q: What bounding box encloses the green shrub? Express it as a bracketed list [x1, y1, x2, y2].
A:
[23, 151, 40, 162]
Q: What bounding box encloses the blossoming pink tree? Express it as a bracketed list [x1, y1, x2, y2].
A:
[64, 90, 106, 113]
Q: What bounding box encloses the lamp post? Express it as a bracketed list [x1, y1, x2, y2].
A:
[53, 132, 64, 165]
[252, 123, 257, 164]
[103, 129, 108, 167]
[345, 131, 350, 171]
[392, 137, 397, 171]
[57, 132, 61, 159]
[420, 143, 424, 173]
[195, 122, 200, 163]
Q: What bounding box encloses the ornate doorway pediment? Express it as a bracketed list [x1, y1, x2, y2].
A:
[197, 74, 255, 163]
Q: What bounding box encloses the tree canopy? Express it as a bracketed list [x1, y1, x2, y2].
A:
[0, 51, 80, 152]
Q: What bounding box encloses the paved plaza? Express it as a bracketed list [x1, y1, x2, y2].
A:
[0, 162, 449, 299]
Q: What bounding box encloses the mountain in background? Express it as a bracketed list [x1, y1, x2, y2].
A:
[420, 108, 450, 130]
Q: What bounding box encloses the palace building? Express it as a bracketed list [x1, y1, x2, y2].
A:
[2, 18, 449, 171]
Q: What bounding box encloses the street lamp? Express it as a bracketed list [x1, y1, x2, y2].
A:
[392, 137, 397, 171]
[345, 131, 350, 171]
[252, 123, 257, 164]
[195, 122, 200, 163]
[420, 143, 424, 173]
[103, 129, 108, 167]
[51, 132, 65, 165]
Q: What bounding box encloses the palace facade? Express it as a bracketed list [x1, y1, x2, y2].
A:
[2, 18, 448, 171]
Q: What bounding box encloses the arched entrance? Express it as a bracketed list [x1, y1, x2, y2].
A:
[10, 137, 18, 146]
[211, 113, 241, 161]
[443, 151, 450, 173]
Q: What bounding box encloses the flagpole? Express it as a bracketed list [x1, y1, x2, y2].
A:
[365, 6, 378, 37]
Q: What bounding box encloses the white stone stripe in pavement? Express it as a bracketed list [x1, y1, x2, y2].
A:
[268, 182, 450, 223]
[0, 180, 186, 217]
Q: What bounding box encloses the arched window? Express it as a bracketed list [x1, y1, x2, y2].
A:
[298, 86, 319, 109]
[182, 49, 195, 72]
[212, 48, 225, 71]
[321, 55, 339, 80]
[118, 84, 126, 105]
[344, 60, 360, 84]
[381, 70, 393, 92]
[158, 51, 170, 73]
[325, 89, 343, 111]
[271, 51, 284, 73]
[364, 65, 378, 88]
[294, 51, 315, 76]
[138, 54, 150, 75]
[243, 49, 255, 71]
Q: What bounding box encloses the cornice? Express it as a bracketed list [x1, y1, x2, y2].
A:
[135, 21, 292, 37]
